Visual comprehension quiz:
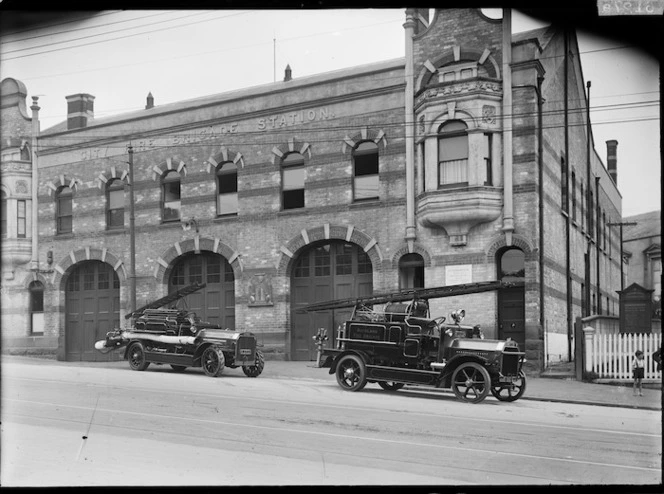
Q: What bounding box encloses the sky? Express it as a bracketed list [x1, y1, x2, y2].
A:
[0, 9, 660, 217]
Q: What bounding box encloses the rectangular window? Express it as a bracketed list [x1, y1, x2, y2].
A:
[294, 256, 310, 278]
[314, 245, 331, 277]
[162, 177, 181, 222]
[438, 135, 468, 186]
[571, 172, 576, 222]
[207, 262, 221, 283]
[57, 192, 73, 234]
[188, 257, 203, 284]
[336, 244, 353, 275]
[483, 134, 492, 185]
[17, 200, 26, 238]
[108, 188, 124, 228]
[1, 194, 7, 238]
[83, 266, 95, 291]
[172, 264, 185, 286]
[560, 157, 568, 212]
[282, 166, 305, 210]
[217, 166, 238, 216]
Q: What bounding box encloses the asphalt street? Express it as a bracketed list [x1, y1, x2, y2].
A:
[1, 356, 661, 486]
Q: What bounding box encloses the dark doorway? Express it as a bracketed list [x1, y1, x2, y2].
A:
[291, 241, 373, 360]
[65, 261, 120, 361]
[497, 248, 526, 352]
[168, 252, 235, 329]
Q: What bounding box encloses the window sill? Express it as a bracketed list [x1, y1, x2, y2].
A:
[437, 182, 469, 190]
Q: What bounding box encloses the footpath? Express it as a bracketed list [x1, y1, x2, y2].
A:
[4, 354, 661, 411]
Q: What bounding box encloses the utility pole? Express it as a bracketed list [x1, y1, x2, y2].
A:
[128, 144, 137, 315]
[607, 221, 637, 292]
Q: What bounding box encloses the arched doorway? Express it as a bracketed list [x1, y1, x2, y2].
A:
[168, 252, 235, 329]
[497, 247, 526, 352]
[291, 241, 373, 360]
[65, 260, 120, 361]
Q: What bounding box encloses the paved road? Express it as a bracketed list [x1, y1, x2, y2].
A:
[1, 360, 661, 486]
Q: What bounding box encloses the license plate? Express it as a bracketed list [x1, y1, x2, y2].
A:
[240, 349, 252, 355]
[499, 376, 517, 383]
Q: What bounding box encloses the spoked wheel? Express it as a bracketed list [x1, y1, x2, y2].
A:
[201, 346, 225, 377]
[451, 362, 491, 403]
[335, 355, 367, 392]
[242, 350, 265, 377]
[378, 381, 405, 391]
[127, 342, 150, 371]
[491, 371, 527, 402]
[170, 365, 187, 373]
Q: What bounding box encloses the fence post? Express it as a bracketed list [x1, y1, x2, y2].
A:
[582, 324, 596, 376]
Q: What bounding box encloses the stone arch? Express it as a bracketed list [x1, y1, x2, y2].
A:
[45, 174, 82, 197]
[51, 246, 128, 289]
[485, 234, 535, 262]
[341, 126, 388, 155]
[270, 137, 312, 165]
[153, 236, 242, 283]
[97, 166, 129, 190]
[415, 46, 500, 93]
[430, 110, 479, 134]
[21, 270, 49, 290]
[206, 146, 245, 172]
[276, 223, 383, 277]
[151, 157, 187, 181]
[390, 243, 432, 269]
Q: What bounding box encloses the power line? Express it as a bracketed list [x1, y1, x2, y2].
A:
[0, 11, 179, 46]
[0, 11, 251, 61]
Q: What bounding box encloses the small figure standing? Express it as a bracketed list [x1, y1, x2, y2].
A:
[632, 350, 645, 396]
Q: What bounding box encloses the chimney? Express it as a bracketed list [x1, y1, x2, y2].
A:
[145, 92, 154, 110]
[606, 139, 618, 184]
[66, 93, 95, 130]
[284, 64, 292, 82]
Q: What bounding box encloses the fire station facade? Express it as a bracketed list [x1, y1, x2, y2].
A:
[1, 9, 623, 372]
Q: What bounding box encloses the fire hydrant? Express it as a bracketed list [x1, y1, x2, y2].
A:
[312, 328, 328, 368]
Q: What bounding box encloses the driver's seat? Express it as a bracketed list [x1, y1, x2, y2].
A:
[405, 317, 436, 335]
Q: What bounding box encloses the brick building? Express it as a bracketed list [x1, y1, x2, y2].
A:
[1, 9, 623, 371]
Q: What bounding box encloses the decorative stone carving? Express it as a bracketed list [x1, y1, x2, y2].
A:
[15, 180, 28, 195]
[482, 105, 496, 125]
[248, 273, 273, 306]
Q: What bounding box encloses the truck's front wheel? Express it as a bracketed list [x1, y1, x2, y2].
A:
[335, 354, 367, 392]
[127, 342, 150, 371]
[242, 350, 264, 377]
[451, 362, 491, 403]
[201, 346, 225, 377]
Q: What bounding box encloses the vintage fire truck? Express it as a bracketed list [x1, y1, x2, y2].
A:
[94, 282, 264, 378]
[303, 281, 526, 404]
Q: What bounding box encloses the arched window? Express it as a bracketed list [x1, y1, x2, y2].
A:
[56, 186, 73, 234]
[399, 253, 424, 289]
[353, 141, 379, 201]
[162, 170, 181, 221]
[499, 248, 525, 282]
[281, 152, 305, 210]
[29, 280, 44, 334]
[216, 162, 238, 216]
[106, 178, 124, 229]
[1, 190, 7, 238]
[438, 120, 468, 187]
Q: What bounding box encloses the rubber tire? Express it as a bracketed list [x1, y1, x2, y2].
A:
[170, 365, 187, 373]
[335, 354, 368, 392]
[201, 346, 225, 377]
[451, 362, 491, 404]
[378, 381, 405, 391]
[242, 350, 265, 377]
[127, 342, 150, 371]
[490, 371, 527, 402]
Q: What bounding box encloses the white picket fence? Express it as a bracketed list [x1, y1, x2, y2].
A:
[586, 332, 662, 380]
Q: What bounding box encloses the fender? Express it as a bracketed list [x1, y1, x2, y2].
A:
[328, 349, 372, 375]
[437, 354, 489, 388]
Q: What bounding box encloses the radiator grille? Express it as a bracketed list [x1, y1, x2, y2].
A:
[501, 353, 520, 375]
[237, 335, 256, 359]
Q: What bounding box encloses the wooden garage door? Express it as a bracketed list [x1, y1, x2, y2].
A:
[168, 252, 235, 329]
[65, 261, 120, 361]
[291, 241, 373, 361]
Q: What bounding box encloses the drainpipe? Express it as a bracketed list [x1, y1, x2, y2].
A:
[564, 29, 572, 360]
[596, 176, 601, 314]
[30, 97, 40, 272]
[403, 9, 417, 252]
[501, 8, 514, 246]
[536, 75, 545, 363]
